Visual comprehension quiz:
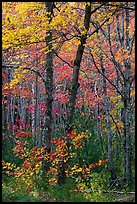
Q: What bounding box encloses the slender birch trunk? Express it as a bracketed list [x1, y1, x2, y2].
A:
[34, 73, 38, 146]
[101, 56, 116, 182]
[123, 2, 132, 186]
[31, 82, 35, 141]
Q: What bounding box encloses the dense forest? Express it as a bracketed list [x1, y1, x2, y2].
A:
[2, 2, 135, 202]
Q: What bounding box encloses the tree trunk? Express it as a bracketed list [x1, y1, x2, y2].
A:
[100, 5, 134, 187]
[31, 82, 36, 140]
[35, 70, 41, 146]
[101, 56, 117, 182]
[44, 2, 54, 152]
[123, 3, 132, 186]
[41, 2, 54, 181]
[67, 2, 91, 128]
[58, 2, 92, 185]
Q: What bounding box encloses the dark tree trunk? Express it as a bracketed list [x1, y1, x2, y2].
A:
[67, 3, 91, 127]
[57, 2, 92, 185]
[41, 2, 54, 181]
[44, 2, 54, 152]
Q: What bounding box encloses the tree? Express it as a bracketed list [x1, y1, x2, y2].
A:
[57, 2, 92, 186]
[85, 2, 135, 186]
[2, 2, 135, 188]
[44, 2, 54, 153]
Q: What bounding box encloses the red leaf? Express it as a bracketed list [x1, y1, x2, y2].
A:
[89, 163, 97, 169]
[37, 155, 43, 161]
[2, 135, 6, 140]
[14, 125, 19, 131]
[26, 123, 30, 127]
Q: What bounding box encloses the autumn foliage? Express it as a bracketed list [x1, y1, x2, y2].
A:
[2, 2, 135, 200]
[3, 129, 108, 191]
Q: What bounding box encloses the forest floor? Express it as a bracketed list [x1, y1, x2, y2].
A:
[30, 191, 136, 202]
[112, 193, 135, 202]
[2, 176, 135, 202]
[2, 187, 135, 202]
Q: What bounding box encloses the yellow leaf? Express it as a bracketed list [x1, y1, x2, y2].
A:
[35, 169, 39, 174]
[35, 164, 39, 168]
[76, 168, 82, 172]
[30, 172, 33, 176]
[98, 160, 103, 166]
[3, 166, 7, 169]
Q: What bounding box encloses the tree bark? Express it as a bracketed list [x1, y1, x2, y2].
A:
[31, 82, 35, 138]
[41, 2, 54, 181]
[35, 70, 41, 146]
[44, 2, 54, 152]
[123, 2, 132, 186]
[100, 5, 134, 186]
[67, 2, 91, 129]
[101, 56, 117, 182]
[58, 2, 92, 186]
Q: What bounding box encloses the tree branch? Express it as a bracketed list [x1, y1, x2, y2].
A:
[23, 67, 46, 85]
[54, 51, 73, 68]
[90, 2, 107, 15]
[106, 3, 135, 11]
[54, 51, 90, 81]
[89, 17, 110, 37]
[90, 52, 124, 99]
[108, 112, 122, 138]
[89, 9, 117, 37]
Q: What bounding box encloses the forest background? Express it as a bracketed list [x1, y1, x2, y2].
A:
[2, 2, 135, 202]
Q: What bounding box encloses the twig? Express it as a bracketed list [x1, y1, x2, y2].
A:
[54, 51, 90, 80]
[106, 3, 135, 11]
[90, 52, 124, 99]
[54, 51, 73, 68]
[23, 67, 46, 85]
[108, 112, 123, 139]
[103, 190, 135, 194]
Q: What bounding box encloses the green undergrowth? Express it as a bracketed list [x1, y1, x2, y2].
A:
[2, 175, 135, 202]
[2, 176, 89, 202]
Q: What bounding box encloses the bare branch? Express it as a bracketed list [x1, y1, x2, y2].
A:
[90, 2, 108, 15]
[54, 51, 73, 68]
[89, 17, 110, 37]
[90, 52, 124, 99]
[106, 3, 135, 11]
[23, 67, 46, 85]
[54, 51, 90, 81]
[89, 9, 117, 38]
[108, 112, 122, 138]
